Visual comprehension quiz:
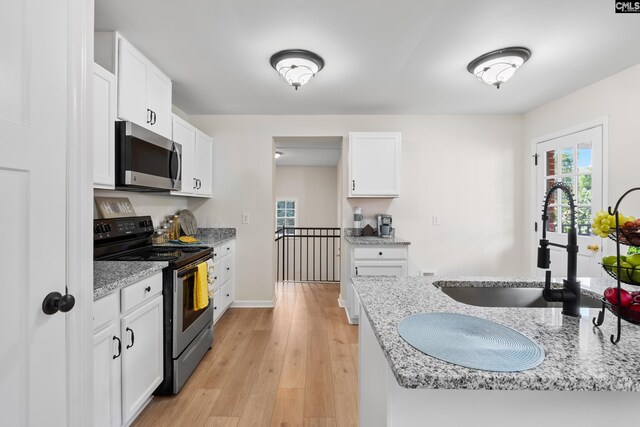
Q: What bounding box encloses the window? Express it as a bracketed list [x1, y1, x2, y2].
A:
[545, 143, 592, 236]
[276, 199, 297, 234]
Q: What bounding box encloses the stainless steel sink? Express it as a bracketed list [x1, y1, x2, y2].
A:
[439, 286, 601, 309]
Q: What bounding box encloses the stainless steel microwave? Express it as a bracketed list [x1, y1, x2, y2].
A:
[115, 121, 182, 191]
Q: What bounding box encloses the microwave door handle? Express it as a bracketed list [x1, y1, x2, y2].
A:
[170, 142, 181, 189]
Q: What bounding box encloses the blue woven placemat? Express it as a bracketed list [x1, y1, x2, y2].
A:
[398, 312, 545, 372]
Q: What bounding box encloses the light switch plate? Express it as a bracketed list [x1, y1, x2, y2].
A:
[432, 215, 440, 226]
[242, 213, 250, 224]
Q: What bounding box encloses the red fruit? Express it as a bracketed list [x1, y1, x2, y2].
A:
[625, 304, 640, 321]
[625, 221, 636, 229]
[604, 287, 633, 307]
[633, 295, 640, 304]
[631, 291, 640, 298]
[636, 219, 640, 226]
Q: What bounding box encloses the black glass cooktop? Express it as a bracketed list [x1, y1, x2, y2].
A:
[100, 246, 212, 267]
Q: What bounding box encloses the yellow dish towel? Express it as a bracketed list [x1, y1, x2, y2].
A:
[194, 262, 209, 310]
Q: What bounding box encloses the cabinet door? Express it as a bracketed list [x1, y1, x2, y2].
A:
[146, 65, 172, 139]
[93, 322, 122, 427]
[171, 115, 196, 195]
[121, 296, 163, 424]
[194, 131, 213, 196]
[117, 38, 148, 126]
[93, 64, 116, 189]
[349, 132, 401, 197]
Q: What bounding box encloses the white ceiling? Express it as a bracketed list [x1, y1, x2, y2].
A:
[274, 137, 342, 167]
[95, 0, 640, 115]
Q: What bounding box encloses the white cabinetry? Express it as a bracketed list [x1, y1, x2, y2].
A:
[348, 132, 401, 197]
[93, 322, 121, 427]
[93, 64, 116, 189]
[211, 240, 235, 323]
[341, 241, 408, 324]
[170, 115, 213, 197]
[120, 297, 163, 423]
[194, 130, 213, 196]
[117, 36, 172, 139]
[92, 272, 163, 427]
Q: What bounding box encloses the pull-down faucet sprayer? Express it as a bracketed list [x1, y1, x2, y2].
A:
[537, 182, 581, 317]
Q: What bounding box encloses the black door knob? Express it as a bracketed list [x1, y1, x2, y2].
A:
[42, 292, 75, 315]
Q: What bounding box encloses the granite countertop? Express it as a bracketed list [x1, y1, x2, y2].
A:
[155, 227, 236, 248]
[344, 235, 411, 246]
[352, 275, 640, 391]
[94, 261, 167, 300]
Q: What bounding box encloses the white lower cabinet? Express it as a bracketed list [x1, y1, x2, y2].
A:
[212, 240, 235, 324]
[120, 296, 163, 423]
[341, 241, 408, 324]
[93, 322, 121, 427]
[92, 272, 163, 427]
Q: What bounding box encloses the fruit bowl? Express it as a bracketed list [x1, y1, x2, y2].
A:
[602, 264, 640, 286]
[617, 226, 640, 246]
[601, 298, 640, 324]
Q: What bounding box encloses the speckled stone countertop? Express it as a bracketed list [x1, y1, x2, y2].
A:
[94, 261, 167, 300]
[344, 236, 411, 246]
[154, 227, 236, 248]
[352, 275, 640, 391]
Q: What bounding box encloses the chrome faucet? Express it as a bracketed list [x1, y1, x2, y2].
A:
[537, 182, 581, 317]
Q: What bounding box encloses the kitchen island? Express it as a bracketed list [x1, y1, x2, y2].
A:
[353, 276, 640, 427]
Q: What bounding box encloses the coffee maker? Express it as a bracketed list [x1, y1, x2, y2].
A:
[377, 214, 393, 238]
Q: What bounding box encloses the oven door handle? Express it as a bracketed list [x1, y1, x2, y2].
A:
[178, 266, 199, 278]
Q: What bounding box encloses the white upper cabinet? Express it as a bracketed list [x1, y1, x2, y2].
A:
[194, 130, 213, 197]
[146, 65, 172, 138]
[348, 132, 401, 197]
[93, 63, 116, 189]
[170, 114, 213, 197]
[117, 36, 172, 139]
[171, 114, 196, 195]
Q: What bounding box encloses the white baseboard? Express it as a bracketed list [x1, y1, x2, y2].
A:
[338, 297, 345, 308]
[231, 297, 276, 308]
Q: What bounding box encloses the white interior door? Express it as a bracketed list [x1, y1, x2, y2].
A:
[0, 0, 70, 425]
[535, 126, 604, 278]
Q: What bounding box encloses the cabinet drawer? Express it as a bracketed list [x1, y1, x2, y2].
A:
[354, 262, 407, 277]
[220, 281, 232, 310]
[94, 292, 119, 332]
[353, 247, 407, 260]
[220, 240, 234, 257]
[121, 273, 163, 313]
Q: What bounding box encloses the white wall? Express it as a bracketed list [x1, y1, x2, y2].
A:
[523, 64, 640, 273]
[186, 115, 524, 304]
[94, 189, 188, 227]
[274, 166, 338, 227]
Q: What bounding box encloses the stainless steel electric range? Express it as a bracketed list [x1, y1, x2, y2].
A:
[94, 215, 213, 395]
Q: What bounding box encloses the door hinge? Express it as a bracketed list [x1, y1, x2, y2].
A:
[533, 153, 539, 166]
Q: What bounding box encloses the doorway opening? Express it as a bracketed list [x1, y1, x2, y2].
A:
[272, 136, 343, 284]
[533, 121, 607, 279]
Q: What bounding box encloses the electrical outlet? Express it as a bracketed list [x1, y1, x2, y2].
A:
[432, 215, 440, 226]
[242, 213, 250, 224]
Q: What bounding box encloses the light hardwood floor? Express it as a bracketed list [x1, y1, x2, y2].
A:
[133, 282, 359, 427]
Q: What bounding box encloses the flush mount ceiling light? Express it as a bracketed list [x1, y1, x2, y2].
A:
[275, 151, 283, 159]
[467, 47, 531, 89]
[270, 49, 324, 90]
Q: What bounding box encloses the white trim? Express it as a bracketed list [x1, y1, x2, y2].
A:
[231, 297, 277, 308]
[338, 297, 345, 308]
[66, 0, 93, 425]
[529, 116, 610, 276]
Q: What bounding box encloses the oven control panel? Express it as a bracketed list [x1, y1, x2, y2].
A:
[94, 215, 154, 241]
